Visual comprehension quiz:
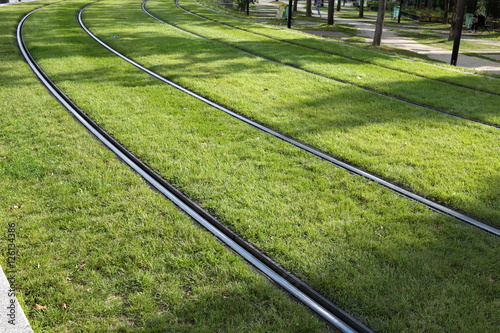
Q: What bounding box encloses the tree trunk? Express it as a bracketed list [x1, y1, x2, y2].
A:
[294, 0, 298, 11]
[442, 0, 449, 24]
[397, 0, 403, 23]
[448, 1, 457, 41]
[359, 0, 365, 18]
[306, 0, 312, 16]
[450, 0, 466, 65]
[327, 0, 334, 24]
[372, 0, 387, 46]
[337, 0, 341, 12]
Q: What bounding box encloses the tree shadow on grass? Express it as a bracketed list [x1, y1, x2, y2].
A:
[83, 6, 500, 125]
[22, 7, 500, 226]
[9, 4, 500, 331]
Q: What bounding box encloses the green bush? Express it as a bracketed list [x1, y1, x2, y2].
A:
[366, 0, 397, 11]
[403, 6, 444, 18]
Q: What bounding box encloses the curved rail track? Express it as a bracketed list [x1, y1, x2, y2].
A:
[18, 6, 375, 333]
[141, 0, 500, 130]
[78, 4, 500, 237]
[188, 0, 500, 91]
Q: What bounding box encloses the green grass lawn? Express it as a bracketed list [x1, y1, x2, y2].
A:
[295, 22, 358, 35]
[93, 0, 500, 225]
[2, 0, 500, 332]
[396, 31, 500, 50]
[8, 0, 499, 331]
[177, 1, 500, 97]
[0, 2, 331, 332]
[185, 0, 500, 87]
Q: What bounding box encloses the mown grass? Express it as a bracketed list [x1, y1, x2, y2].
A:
[181, 0, 500, 90]
[85, 0, 500, 226]
[16, 0, 500, 331]
[383, 21, 450, 30]
[157, 0, 500, 123]
[396, 31, 500, 50]
[464, 52, 500, 64]
[0, 2, 332, 332]
[295, 22, 358, 36]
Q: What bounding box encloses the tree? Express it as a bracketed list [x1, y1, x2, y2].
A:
[359, 0, 365, 17]
[373, 0, 388, 45]
[442, 0, 450, 24]
[448, 0, 458, 41]
[450, 0, 466, 65]
[306, 0, 312, 16]
[398, 0, 404, 23]
[465, 0, 478, 13]
[328, 0, 335, 24]
[486, 0, 500, 17]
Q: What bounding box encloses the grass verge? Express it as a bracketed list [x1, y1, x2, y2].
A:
[184, 0, 500, 92]
[0, 2, 332, 332]
[396, 31, 500, 50]
[80, 0, 500, 225]
[16, 0, 500, 331]
[168, 0, 500, 122]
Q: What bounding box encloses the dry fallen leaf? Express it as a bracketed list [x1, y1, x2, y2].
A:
[35, 304, 47, 310]
[61, 303, 67, 310]
[77, 261, 86, 270]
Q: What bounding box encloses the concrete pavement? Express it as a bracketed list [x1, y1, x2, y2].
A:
[257, 0, 500, 74]
[0, 0, 38, 6]
[0, 266, 33, 333]
[334, 14, 500, 74]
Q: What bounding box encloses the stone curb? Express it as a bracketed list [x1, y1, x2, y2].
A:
[0, 266, 33, 333]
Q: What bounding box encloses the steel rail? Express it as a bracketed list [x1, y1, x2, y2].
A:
[18, 6, 374, 333]
[79, 5, 500, 237]
[143, 0, 500, 131]
[184, 0, 500, 94]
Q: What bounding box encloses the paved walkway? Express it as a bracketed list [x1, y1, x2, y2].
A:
[257, 0, 500, 74]
[0, 0, 38, 6]
[335, 14, 500, 73]
[0, 267, 33, 332]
